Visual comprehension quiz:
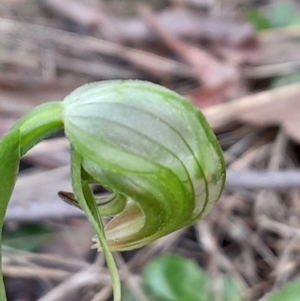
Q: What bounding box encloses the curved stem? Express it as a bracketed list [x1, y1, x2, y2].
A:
[0, 101, 64, 300]
[11, 101, 64, 155]
[0, 128, 20, 301]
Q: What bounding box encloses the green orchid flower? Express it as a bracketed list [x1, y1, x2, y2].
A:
[0, 80, 225, 301]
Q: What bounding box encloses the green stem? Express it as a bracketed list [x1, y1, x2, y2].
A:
[71, 149, 121, 301]
[11, 101, 64, 155]
[0, 101, 64, 300]
[82, 182, 121, 301]
[0, 129, 20, 301]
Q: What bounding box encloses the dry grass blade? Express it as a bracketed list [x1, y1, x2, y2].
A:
[37, 255, 109, 301]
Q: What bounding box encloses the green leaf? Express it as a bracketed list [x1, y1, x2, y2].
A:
[144, 255, 209, 301]
[265, 280, 300, 301]
[2, 224, 52, 252]
[220, 276, 244, 301]
[244, 8, 271, 31]
[271, 70, 300, 88]
[269, 3, 295, 28]
[0, 128, 20, 301]
[143, 255, 244, 301]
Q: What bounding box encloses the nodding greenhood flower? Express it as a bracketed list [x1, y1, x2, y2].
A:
[62, 80, 225, 251]
[0, 79, 225, 301]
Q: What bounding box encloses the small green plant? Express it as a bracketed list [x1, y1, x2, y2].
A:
[124, 255, 300, 301]
[123, 255, 244, 301]
[0, 80, 226, 301]
[2, 223, 52, 252]
[244, 2, 300, 31]
[264, 279, 300, 301]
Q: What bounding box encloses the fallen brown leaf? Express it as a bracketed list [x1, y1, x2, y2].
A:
[203, 82, 300, 144]
[238, 91, 300, 144]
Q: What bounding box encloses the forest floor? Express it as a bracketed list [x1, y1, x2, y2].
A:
[1, 1, 300, 301]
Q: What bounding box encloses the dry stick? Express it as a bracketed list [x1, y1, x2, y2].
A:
[90, 285, 113, 301]
[195, 221, 248, 289]
[4, 168, 300, 223]
[231, 217, 277, 268]
[260, 217, 300, 237]
[243, 60, 300, 79]
[2, 246, 88, 271]
[225, 169, 300, 189]
[228, 218, 264, 285]
[2, 265, 72, 281]
[224, 129, 261, 165]
[37, 256, 109, 301]
[56, 54, 140, 79]
[4, 252, 63, 289]
[269, 130, 288, 171]
[229, 140, 271, 170]
[197, 221, 230, 301]
[254, 130, 288, 220]
[272, 235, 299, 290]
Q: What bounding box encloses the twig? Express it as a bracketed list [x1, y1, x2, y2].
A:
[195, 221, 248, 288]
[2, 265, 72, 281]
[56, 54, 140, 79]
[243, 61, 300, 79]
[2, 246, 88, 271]
[272, 235, 299, 289]
[90, 285, 112, 301]
[37, 256, 108, 301]
[226, 169, 300, 189]
[4, 168, 300, 222]
[259, 217, 300, 237]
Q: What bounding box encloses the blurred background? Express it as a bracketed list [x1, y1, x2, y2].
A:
[1, 0, 300, 300]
